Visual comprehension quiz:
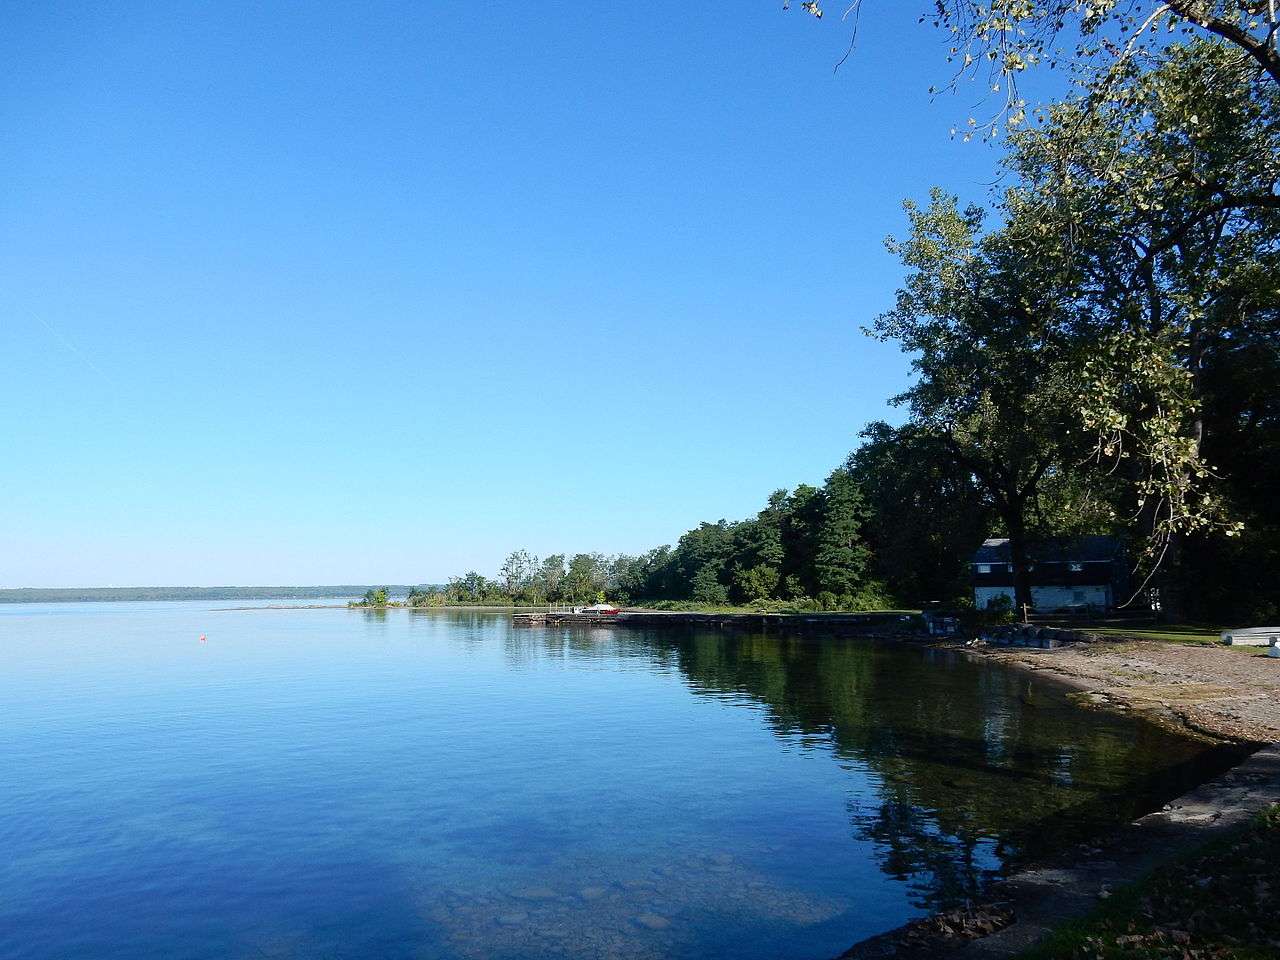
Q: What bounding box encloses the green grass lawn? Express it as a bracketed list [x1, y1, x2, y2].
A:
[1075, 623, 1275, 656]
[1021, 806, 1280, 959]
[1085, 624, 1225, 645]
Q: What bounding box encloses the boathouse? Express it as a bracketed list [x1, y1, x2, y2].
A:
[971, 536, 1125, 613]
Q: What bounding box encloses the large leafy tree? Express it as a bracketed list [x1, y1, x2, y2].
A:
[535, 554, 567, 602]
[667, 520, 737, 601]
[1176, 329, 1280, 621]
[728, 489, 789, 602]
[1003, 40, 1279, 606]
[848, 421, 992, 603]
[498, 549, 539, 601]
[563, 553, 610, 603]
[857, 37, 1276, 612]
[779, 484, 825, 598]
[872, 190, 1088, 610]
[614, 546, 676, 601]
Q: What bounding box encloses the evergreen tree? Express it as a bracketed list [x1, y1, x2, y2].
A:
[813, 468, 871, 598]
[780, 485, 824, 598]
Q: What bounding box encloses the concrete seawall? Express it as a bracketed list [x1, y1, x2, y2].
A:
[513, 609, 925, 633]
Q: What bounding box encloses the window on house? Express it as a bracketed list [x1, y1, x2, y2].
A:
[1069, 562, 1084, 572]
[977, 564, 991, 574]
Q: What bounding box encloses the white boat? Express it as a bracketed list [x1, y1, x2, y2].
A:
[1220, 626, 1280, 647]
[573, 603, 620, 616]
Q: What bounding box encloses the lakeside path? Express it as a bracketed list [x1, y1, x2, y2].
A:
[964, 638, 1280, 743]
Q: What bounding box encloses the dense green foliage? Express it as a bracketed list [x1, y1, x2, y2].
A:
[848, 422, 993, 604]
[413, 471, 894, 610]
[406, 554, 627, 607]
[349, 587, 391, 607]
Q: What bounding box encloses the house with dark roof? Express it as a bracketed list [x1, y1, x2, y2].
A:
[971, 536, 1126, 612]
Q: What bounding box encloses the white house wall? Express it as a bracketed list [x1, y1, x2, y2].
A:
[973, 584, 1111, 611]
[1031, 585, 1110, 611]
[974, 586, 1016, 610]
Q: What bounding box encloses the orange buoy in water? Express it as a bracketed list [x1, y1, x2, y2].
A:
[199, 634, 207, 643]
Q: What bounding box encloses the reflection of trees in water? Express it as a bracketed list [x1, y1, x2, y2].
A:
[506, 625, 1234, 909]
[854, 795, 996, 905]
[663, 631, 1032, 905]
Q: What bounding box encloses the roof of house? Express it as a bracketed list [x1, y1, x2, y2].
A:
[973, 536, 1122, 564]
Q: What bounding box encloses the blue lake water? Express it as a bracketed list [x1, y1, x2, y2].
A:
[0, 602, 1234, 960]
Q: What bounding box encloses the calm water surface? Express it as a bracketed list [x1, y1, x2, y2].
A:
[0, 603, 1234, 960]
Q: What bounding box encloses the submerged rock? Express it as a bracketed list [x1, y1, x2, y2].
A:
[632, 913, 671, 930]
[511, 885, 557, 900]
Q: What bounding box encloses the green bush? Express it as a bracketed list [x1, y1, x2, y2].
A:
[843, 580, 896, 611]
[980, 593, 1016, 626]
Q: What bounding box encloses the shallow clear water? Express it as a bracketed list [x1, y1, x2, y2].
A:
[0, 603, 1234, 960]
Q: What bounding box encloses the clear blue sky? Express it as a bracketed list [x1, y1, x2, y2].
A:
[1, 2, 1018, 588]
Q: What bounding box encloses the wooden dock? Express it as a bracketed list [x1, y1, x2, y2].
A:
[511, 611, 622, 626]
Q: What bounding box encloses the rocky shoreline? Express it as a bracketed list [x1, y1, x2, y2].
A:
[831, 630, 1280, 959]
[836, 744, 1280, 959]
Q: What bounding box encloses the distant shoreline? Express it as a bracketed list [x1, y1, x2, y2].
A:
[221, 603, 548, 612]
[0, 586, 418, 604]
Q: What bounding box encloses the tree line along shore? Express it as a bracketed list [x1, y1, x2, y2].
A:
[365, 28, 1279, 627]
[26, 9, 1280, 635]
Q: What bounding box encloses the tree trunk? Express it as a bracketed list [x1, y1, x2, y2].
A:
[1005, 506, 1033, 615]
[1158, 533, 1186, 623]
[1160, 322, 1206, 623]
